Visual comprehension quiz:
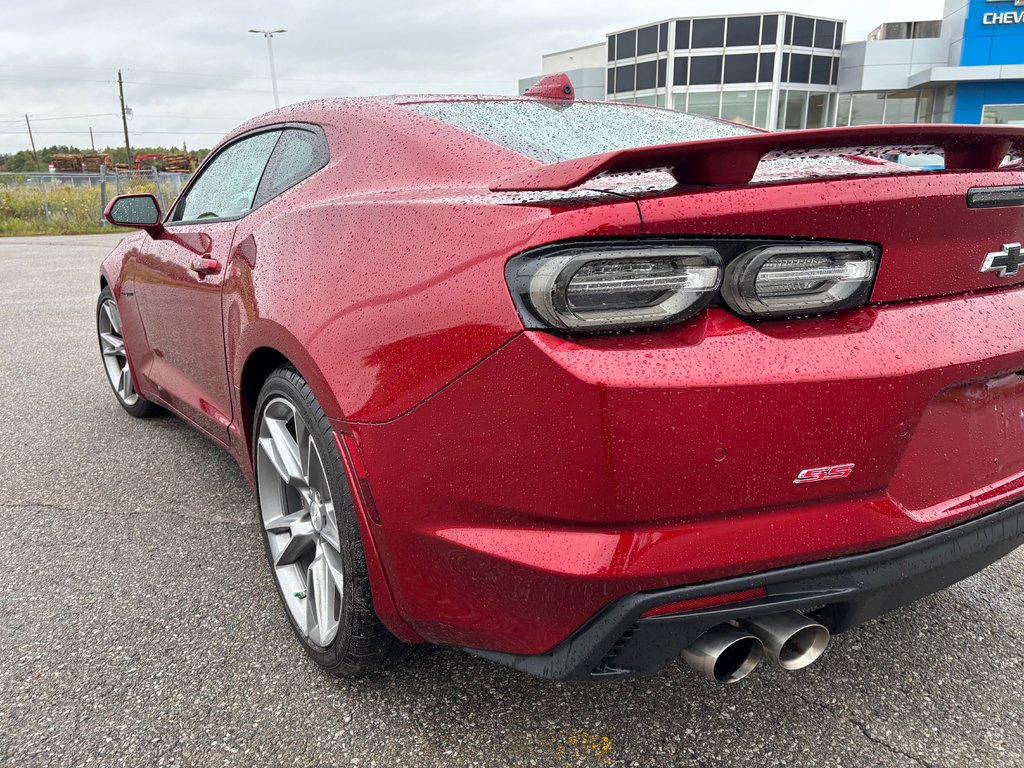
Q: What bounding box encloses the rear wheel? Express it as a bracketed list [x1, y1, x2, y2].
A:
[96, 287, 160, 418]
[253, 365, 419, 674]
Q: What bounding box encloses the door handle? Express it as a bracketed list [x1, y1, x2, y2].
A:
[190, 256, 221, 276]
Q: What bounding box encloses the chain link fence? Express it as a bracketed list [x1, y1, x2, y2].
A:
[0, 169, 192, 235]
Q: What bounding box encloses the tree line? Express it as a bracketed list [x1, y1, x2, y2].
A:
[0, 145, 211, 173]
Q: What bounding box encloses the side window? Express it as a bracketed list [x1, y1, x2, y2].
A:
[173, 131, 281, 222]
[254, 127, 329, 207]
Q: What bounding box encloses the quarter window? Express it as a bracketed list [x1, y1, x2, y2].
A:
[174, 131, 281, 222]
[254, 127, 329, 207]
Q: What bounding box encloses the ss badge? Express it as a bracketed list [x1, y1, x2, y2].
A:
[794, 464, 855, 484]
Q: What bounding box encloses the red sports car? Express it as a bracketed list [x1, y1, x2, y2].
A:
[97, 74, 1024, 683]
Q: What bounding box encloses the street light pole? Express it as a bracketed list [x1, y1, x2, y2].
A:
[248, 28, 287, 108]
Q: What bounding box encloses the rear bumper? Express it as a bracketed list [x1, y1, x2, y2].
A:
[467, 497, 1024, 679]
[347, 285, 1024, 656]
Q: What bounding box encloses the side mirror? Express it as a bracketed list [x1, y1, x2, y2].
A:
[104, 194, 163, 236]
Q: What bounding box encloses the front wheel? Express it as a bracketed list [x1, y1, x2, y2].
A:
[97, 287, 161, 418]
[253, 365, 419, 674]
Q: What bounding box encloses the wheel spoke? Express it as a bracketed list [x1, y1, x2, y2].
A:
[100, 332, 125, 357]
[103, 301, 122, 333]
[319, 502, 342, 551]
[258, 416, 309, 491]
[263, 510, 307, 534]
[274, 530, 316, 567]
[308, 543, 342, 645]
[119, 363, 134, 400]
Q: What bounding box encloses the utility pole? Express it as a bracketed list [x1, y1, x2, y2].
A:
[118, 70, 132, 166]
[89, 127, 95, 151]
[24, 114, 40, 171]
[248, 29, 287, 108]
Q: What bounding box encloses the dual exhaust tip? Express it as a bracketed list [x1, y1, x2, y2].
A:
[681, 611, 830, 684]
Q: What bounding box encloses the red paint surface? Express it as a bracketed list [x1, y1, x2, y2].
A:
[98, 96, 1024, 656]
[641, 588, 768, 618]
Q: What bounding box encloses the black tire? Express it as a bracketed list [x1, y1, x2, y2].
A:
[96, 286, 162, 418]
[253, 365, 420, 675]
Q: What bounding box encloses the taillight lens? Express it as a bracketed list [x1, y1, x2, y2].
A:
[506, 240, 880, 334]
[721, 244, 879, 319]
[506, 245, 721, 331]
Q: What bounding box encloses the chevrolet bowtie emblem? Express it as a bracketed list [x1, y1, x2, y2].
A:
[981, 243, 1024, 277]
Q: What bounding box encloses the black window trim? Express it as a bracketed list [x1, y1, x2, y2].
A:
[165, 121, 328, 228]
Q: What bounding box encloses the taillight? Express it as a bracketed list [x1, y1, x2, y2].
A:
[506, 244, 721, 332]
[505, 239, 880, 334]
[721, 244, 878, 319]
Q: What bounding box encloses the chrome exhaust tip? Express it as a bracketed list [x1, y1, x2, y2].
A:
[739, 612, 830, 671]
[681, 625, 764, 684]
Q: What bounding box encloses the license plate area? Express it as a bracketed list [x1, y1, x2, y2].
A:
[889, 372, 1024, 514]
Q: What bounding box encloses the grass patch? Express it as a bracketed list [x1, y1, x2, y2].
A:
[0, 178, 173, 237]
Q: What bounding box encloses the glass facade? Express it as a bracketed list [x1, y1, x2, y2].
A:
[834, 88, 956, 126]
[607, 13, 842, 130]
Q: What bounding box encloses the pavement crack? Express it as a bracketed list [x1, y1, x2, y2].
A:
[778, 683, 941, 768]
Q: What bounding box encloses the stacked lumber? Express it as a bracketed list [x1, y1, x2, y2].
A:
[81, 153, 113, 172]
[50, 154, 83, 172]
[160, 153, 193, 172]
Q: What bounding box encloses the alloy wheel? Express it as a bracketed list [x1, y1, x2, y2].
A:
[256, 396, 345, 648]
[98, 298, 139, 406]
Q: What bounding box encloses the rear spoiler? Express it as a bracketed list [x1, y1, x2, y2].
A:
[490, 124, 1024, 192]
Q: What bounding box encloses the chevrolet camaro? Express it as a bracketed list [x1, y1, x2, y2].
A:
[96, 74, 1024, 682]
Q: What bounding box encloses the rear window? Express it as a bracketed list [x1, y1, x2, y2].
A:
[405, 100, 756, 164]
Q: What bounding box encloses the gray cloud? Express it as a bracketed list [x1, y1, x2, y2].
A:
[0, 0, 943, 153]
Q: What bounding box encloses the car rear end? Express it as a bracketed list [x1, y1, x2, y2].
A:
[353, 95, 1024, 680]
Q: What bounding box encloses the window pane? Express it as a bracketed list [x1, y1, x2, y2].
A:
[814, 20, 836, 49]
[784, 90, 808, 129]
[806, 93, 829, 128]
[657, 58, 667, 88]
[793, 17, 815, 47]
[811, 56, 832, 85]
[726, 16, 761, 47]
[178, 131, 280, 221]
[659, 23, 669, 52]
[607, 68, 614, 95]
[692, 18, 725, 48]
[689, 55, 723, 85]
[254, 128, 328, 207]
[686, 91, 722, 119]
[637, 25, 659, 56]
[617, 30, 636, 59]
[982, 104, 1024, 125]
[724, 54, 758, 83]
[835, 22, 845, 49]
[406, 100, 754, 165]
[607, 36, 616, 61]
[673, 58, 689, 86]
[675, 20, 690, 49]
[721, 90, 756, 126]
[789, 53, 811, 83]
[754, 90, 771, 128]
[831, 57, 840, 85]
[636, 60, 657, 90]
[884, 92, 919, 124]
[835, 93, 852, 126]
[758, 52, 776, 83]
[615, 64, 635, 92]
[762, 15, 779, 44]
[784, 15, 793, 45]
[673, 93, 688, 112]
[850, 92, 885, 125]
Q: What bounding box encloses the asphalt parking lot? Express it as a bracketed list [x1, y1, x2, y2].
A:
[1, 233, 1023, 768]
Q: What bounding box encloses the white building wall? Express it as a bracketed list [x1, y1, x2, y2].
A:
[542, 44, 607, 74]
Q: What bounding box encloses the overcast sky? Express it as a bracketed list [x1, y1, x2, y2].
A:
[0, 0, 944, 154]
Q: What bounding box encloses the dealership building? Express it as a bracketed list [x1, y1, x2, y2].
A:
[518, 0, 1024, 129]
